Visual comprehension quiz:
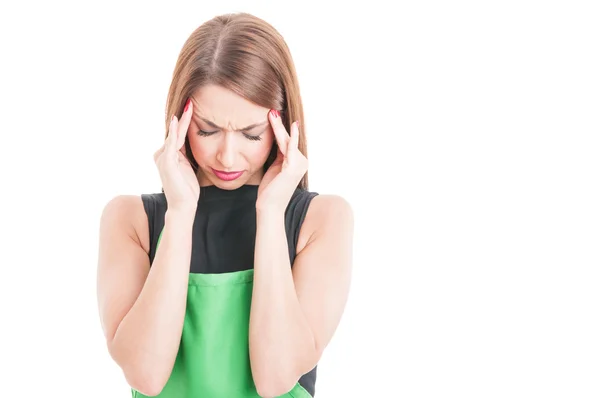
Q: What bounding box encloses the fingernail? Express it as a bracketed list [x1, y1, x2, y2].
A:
[171, 115, 176, 122]
[184, 98, 191, 113]
[270, 109, 280, 118]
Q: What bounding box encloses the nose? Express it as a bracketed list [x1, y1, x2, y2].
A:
[216, 131, 237, 169]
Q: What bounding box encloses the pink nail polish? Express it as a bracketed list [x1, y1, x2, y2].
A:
[184, 98, 191, 112]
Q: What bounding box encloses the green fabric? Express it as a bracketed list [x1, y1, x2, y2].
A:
[131, 229, 311, 398]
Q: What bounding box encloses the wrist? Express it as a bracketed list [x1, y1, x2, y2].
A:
[166, 207, 196, 226]
[256, 206, 285, 222]
[255, 197, 288, 216]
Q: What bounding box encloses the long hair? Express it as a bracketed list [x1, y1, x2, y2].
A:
[163, 12, 309, 190]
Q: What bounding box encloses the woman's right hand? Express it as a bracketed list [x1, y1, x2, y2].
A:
[153, 99, 200, 212]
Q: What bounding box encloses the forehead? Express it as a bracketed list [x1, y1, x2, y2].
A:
[192, 84, 269, 124]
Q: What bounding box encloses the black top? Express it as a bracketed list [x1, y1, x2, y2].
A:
[141, 184, 319, 396]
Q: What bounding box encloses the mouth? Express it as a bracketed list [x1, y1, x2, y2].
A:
[211, 168, 245, 181]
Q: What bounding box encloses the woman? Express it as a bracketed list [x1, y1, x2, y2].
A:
[97, 12, 353, 398]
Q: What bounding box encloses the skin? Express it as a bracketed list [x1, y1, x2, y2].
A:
[97, 83, 353, 397]
[186, 84, 275, 188]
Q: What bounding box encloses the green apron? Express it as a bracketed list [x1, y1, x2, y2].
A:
[131, 228, 312, 398]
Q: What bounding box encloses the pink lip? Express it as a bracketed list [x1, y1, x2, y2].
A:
[211, 168, 244, 181]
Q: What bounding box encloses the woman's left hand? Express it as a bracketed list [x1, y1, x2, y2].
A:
[256, 110, 308, 213]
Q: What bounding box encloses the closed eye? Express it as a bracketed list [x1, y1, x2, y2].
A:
[197, 129, 217, 137]
[197, 129, 262, 141]
[243, 133, 262, 141]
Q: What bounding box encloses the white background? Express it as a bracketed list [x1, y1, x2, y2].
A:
[0, 1, 598, 397]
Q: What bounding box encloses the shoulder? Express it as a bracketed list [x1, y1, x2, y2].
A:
[100, 194, 153, 254]
[101, 195, 141, 222]
[308, 194, 353, 220]
[297, 193, 354, 252]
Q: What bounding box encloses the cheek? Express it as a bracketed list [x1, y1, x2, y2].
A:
[187, 134, 212, 162]
[239, 141, 271, 167]
[252, 134, 275, 161]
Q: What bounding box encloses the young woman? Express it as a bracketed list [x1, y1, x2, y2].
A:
[97, 12, 353, 398]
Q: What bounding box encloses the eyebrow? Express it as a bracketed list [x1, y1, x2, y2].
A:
[198, 116, 268, 132]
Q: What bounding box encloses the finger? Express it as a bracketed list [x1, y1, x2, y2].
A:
[153, 147, 163, 163]
[268, 109, 290, 154]
[177, 150, 190, 164]
[288, 120, 300, 157]
[180, 135, 190, 158]
[155, 134, 169, 160]
[177, 98, 193, 150]
[166, 115, 178, 153]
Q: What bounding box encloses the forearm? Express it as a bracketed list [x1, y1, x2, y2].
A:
[249, 210, 317, 395]
[110, 208, 195, 391]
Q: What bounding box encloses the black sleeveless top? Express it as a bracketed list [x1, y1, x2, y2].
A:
[141, 184, 319, 396]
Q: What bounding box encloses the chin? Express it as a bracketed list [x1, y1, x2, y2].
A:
[211, 179, 246, 190]
[202, 168, 257, 189]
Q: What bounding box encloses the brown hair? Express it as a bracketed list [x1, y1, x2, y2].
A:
[164, 12, 309, 190]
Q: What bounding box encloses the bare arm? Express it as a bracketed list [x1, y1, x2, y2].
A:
[96, 195, 195, 396]
[249, 194, 354, 396]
